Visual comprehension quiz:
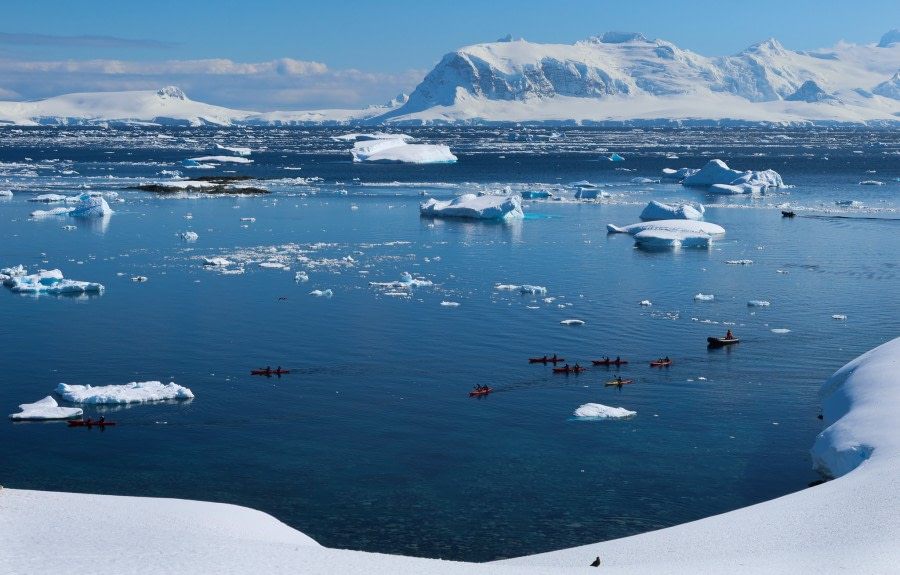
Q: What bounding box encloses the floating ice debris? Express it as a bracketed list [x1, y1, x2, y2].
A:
[62, 225, 76, 230]
[520, 190, 553, 199]
[681, 159, 784, 193]
[186, 155, 253, 165]
[640, 300, 652, 306]
[573, 403, 636, 419]
[726, 260, 754, 265]
[56, 381, 194, 404]
[771, 328, 791, 334]
[202, 257, 232, 267]
[835, 200, 862, 207]
[258, 262, 287, 269]
[440, 301, 461, 307]
[180, 231, 199, 241]
[214, 144, 252, 157]
[608, 219, 725, 237]
[630, 177, 658, 184]
[309, 289, 333, 297]
[69, 192, 112, 218]
[607, 153, 625, 161]
[420, 193, 523, 220]
[694, 293, 715, 301]
[832, 314, 848, 320]
[31, 207, 72, 217]
[859, 180, 884, 186]
[634, 229, 711, 248]
[3, 268, 104, 295]
[560, 319, 585, 325]
[240, 217, 256, 222]
[574, 187, 610, 200]
[520, 285, 547, 295]
[748, 300, 770, 307]
[350, 136, 456, 164]
[0, 190, 12, 197]
[0, 265, 26, 279]
[369, 271, 433, 289]
[131, 276, 148, 282]
[29, 194, 67, 203]
[661, 167, 698, 181]
[295, 271, 309, 282]
[495, 284, 518, 290]
[9, 396, 83, 420]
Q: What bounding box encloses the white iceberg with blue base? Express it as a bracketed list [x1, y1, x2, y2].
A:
[421, 193, 524, 220]
[56, 381, 194, 404]
[9, 396, 83, 420]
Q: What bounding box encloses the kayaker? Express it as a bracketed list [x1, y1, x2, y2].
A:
[574, 363, 581, 370]
[726, 329, 733, 339]
[664, 356, 670, 363]
[616, 375, 623, 383]
[615, 356, 620, 363]
[276, 365, 282, 373]
[99, 415, 105, 424]
[86, 416, 93, 424]
[266, 365, 272, 373]
[552, 353, 558, 361]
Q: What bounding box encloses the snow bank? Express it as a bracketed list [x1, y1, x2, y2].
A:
[639, 200, 704, 221]
[351, 137, 456, 164]
[56, 381, 194, 404]
[3, 268, 105, 295]
[420, 193, 524, 220]
[573, 403, 636, 419]
[681, 159, 783, 193]
[9, 396, 83, 420]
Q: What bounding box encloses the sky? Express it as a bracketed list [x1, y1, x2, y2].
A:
[1, 0, 897, 111]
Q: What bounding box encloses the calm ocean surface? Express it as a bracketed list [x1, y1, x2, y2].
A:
[1, 127, 898, 561]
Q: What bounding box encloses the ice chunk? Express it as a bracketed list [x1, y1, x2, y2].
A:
[748, 300, 770, 306]
[0, 189, 12, 197]
[56, 381, 194, 404]
[186, 156, 254, 164]
[520, 285, 547, 295]
[661, 167, 698, 181]
[420, 193, 524, 220]
[214, 144, 252, 156]
[560, 319, 585, 325]
[694, 293, 715, 301]
[681, 159, 783, 191]
[369, 272, 433, 288]
[351, 138, 456, 164]
[4, 269, 104, 295]
[181, 231, 199, 241]
[726, 260, 754, 265]
[574, 187, 610, 199]
[9, 396, 83, 420]
[634, 229, 712, 248]
[203, 257, 232, 267]
[440, 301, 460, 307]
[573, 403, 636, 419]
[69, 192, 112, 218]
[309, 289, 333, 297]
[832, 314, 848, 320]
[29, 194, 67, 202]
[607, 153, 625, 161]
[771, 328, 791, 334]
[607, 219, 725, 237]
[639, 200, 704, 221]
[640, 300, 652, 306]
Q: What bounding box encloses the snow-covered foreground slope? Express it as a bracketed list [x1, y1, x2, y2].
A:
[1, 32, 898, 126]
[4, 336, 900, 573]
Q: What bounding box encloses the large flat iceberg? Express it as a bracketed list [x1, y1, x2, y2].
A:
[56, 381, 194, 404]
[3, 268, 105, 295]
[573, 403, 636, 419]
[681, 159, 783, 194]
[9, 396, 83, 420]
[420, 193, 524, 220]
[607, 219, 725, 248]
[349, 135, 457, 164]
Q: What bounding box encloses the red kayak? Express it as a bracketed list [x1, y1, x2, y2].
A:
[251, 369, 291, 375]
[68, 420, 116, 427]
[605, 379, 634, 386]
[469, 388, 493, 396]
[592, 359, 629, 366]
[553, 366, 586, 373]
[650, 359, 672, 366]
[529, 357, 565, 363]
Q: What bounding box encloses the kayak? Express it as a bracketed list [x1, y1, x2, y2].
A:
[68, 420, 116, 427]
[553, 366, 586, 373]
[592, 359, 628, 366]
[529, 357, 565, 363]
[251, 369, 291, 375]
[605, 379, 634, 386]
[708, 337, 740, 347]
[650, 360, 672, 366]
[469, 388, 493, 396]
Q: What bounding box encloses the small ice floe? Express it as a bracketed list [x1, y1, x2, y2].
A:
[640, 300, 652, 306]
[573, 403, 636, 419]
[240, 217, 256, 222]
[560, 319, 585, 326]
[748, 300, 770, 307]
[1, 265, 27, 279]
[630, 177, 658, 184]
[495, 284, 518, 291]
[440, 301, 461, 307]
[348, 135, 456, 164]
[3, 268, 104, 295]
[259, 262, 287, 269]
[835, 200, 862, 207]
[520, 284, 547, 295]
[420, 193, 523, 220]
[0, 189, 12, 197]
[694, 293, 715, 301]
[186, 155, 254, 165]
[726, 260, 754, 265]
[832, 314, 848, 320]
[62, 225, 77, 230]
[295, 271, 309, 282]
[310, 289, 333, 297]
[131, 276, 148, 282]
[607, 153, 625, 162]
[180, 231, 199, 241]
[56, 381, 194, 404]
[607, 220, 725, 249]
[9, 396, 83, 420]
[203, 257, 232, 267]
[214, 144, 252, 157]
[639, 200, 704, 221]
[29, 194, 67, 203]
[771, 328, 791, 334]
[859, 180, 884, 186]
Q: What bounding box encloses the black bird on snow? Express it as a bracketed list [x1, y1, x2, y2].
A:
[590, 556, 601, 567]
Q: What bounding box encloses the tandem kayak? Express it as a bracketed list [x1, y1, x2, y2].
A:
[707, 337, 740, 347]
[592, 359, 628, 366]
[605, 379, 634, 386]
[68, 420, 116, 427]
[469, 388, 493, 396]
[529, 357, 565, 363]
[553, 367, 586, 373]
[251, 369, 291, 375]
[650, 360, 672, 366]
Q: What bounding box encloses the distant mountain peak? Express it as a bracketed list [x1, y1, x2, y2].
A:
[878, 29, 900, 48]
[785, 80, 835, 102]
[157, 86, 187, 100]
[742, 38, 787, 56]
[594, 31, 647, 44]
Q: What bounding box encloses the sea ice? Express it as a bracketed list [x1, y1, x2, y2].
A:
[369, 272, 433, 288]
[181, 231, 199, 241]
[640, 200, 706, 221]
[748, 300, 770, 306]
[350, 137, 456, 164]
[420, 193, 524, 220]
[832, 314, 848, 320]
[0, 189, 12, 197]
[694, 293, 715, 301]
[9, 396, 83, 420]
[186, 156, 254, 165]
[29, 194, 67, 202]
[310, 289, 333, 297]
[560, 319, 585, 325]
[203, 257, 232, 267]
[520, 285, 547, 295]
[607, 153, 625, 161]
[56, 381, 194, 404]
[640, 300, 652, 306]
[573, 403, 636, 419]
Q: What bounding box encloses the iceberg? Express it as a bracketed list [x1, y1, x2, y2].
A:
[181, 231, 199, 241]
[369, 272, 433, 288]
[69, 192, 112, 218]
[56, 381, 194, 404]
[694, 293, 715, 301]
[0, 189, 12, 197]
[573, 403, 636, 419]
[608, 219, 725, 248]
[9, 396, 83, 420]
[3, 268, 105, 295]
[350, 137, 456, 164]
[420, 193, 524, 220]
[639, 200, 704, 221]
[203, 257, 233, 267]
[607, 153, 625, 161]
[661, 167, 699, 181]
[29, 194, 67, 202]
[681, 159, 783, 193]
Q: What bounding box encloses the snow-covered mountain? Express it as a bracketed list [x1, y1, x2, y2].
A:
[1, 31, 898, 127]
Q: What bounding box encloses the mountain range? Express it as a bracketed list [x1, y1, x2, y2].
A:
[1, 30, 898, 126]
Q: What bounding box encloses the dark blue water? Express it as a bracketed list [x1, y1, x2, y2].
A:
[1, 127, 898, 561]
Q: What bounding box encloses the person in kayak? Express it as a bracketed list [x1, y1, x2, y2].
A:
[86, 416, 93, 424]
[573, 363, 581, 370]
[552, 353, 558, 361]
[726, 329, 733, 339]
[99, 415, 105, 424]
[615, 356, 621, 363]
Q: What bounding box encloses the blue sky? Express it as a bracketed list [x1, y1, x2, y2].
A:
[1, 0, 897, 110]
